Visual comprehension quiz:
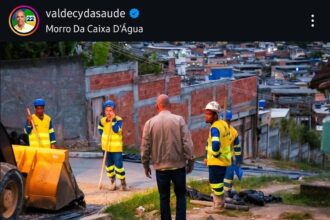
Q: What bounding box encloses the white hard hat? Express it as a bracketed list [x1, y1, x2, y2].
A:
[204, 101, 221, 113]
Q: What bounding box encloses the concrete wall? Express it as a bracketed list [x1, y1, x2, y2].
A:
[0, 56, 87, 146]
[258, 125, 323, 164]
[85, 62, 258, 157]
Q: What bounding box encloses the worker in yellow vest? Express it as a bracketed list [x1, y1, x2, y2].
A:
[204, 101, 232, 212]
[221, 110, 242, 197]
[98, 100, 127, 191]
[24, 98, 56, 148]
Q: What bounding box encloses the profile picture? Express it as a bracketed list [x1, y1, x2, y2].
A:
[9, 5, 39, 36]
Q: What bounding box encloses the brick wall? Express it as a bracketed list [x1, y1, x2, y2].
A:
[215, 84, 228, 107]
[191, 128, 209, 156]
[191, 88, 213, 116]
[90, 70, 133, 91]
[139, 80, 165, 100]
[1, 57, 257, 156]
[232, 77, 257, 106]
[86, 62, 257, 157]
[168, 76, 181, 96]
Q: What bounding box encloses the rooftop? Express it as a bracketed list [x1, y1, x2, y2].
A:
[272, 88, 316, 95]
[313, 105, 330, 114]
[233, 64, 262, 69]
[271, 108, 290, 118]
[234, 73, 256, 79]
[273, 65, 310, 69]
[259, 84, 300, 90]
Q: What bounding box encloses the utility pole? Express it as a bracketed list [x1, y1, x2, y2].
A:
[254, 81, 259, 159]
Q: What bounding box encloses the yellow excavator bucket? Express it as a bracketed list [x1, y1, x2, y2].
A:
[12, 145, 84, 210]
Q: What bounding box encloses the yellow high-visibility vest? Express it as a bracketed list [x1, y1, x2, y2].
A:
[207, 120, 232, 166]
[29, 114, 52, 148]
[100, 116, 123, 152]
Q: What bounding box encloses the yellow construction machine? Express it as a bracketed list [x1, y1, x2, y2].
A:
[0, 122, 84, 219]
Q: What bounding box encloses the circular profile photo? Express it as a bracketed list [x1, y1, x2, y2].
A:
[9, 5, 39, 36]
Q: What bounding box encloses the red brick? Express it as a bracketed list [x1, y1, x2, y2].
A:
[216, 85, 228, 108]
[168, 76, 181, 96]
[170, 101, 188, 122]
[191, 128, 209, 157]
[138, 105, 157, 144]
[138, 80, 165, 100]
[191, 87, 213, 116]
[90, 71, 133, 91]
[89, 72, 257, 149]
[232, 77, 257, 105]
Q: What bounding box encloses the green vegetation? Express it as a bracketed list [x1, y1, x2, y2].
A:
[106, 185, 195, 219]
[92, 42, 110, 66]
[234, 175, 293, 192]
[279, 211, 313, 220]
[105, 189, 159, 219]
[0, 42, 77, 59]
[280, 118, 305, 143]
[81, 42, 110, 66]
[188, 175, 294, 195]
[123, 147, 140, 155]
[274, 174, 330, 207]
[1, 41, 163, 75]
[305, 129, 321, 150]
[105, 174, 330, 218]
[271, 159, 323, 173]
[188, 179, 211, 195]
[110, 42, 163, 75]
[278, 191, 330, 207]
[280, 118, 321, 149]
[303, 173, 330, 182]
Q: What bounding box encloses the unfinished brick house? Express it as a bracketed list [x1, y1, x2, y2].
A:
[85, 62, 258, 158]
[1, 57, 257, 158]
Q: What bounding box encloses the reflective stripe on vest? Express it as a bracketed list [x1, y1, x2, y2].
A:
[101, 116, 123, 152]
[229, 125, 238, 159]
[207, 120, 232, 166]
[29, 114, 51, 148]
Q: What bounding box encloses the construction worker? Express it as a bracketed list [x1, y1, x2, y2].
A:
[24, 98, 56, 148]
[98, 100, 127, 191]
[204, 101, 232, 212]
[222, 110, 242, 197]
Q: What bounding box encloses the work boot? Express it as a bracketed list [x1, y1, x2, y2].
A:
[205, 194, 224, 214]
[120, 179, 128, 191]
[109, 177, 116, 191]
[213, 194, 224, 208]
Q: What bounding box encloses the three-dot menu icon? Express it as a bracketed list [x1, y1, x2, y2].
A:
[311, 14, 315, 28]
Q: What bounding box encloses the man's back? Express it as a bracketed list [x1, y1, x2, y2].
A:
[141, 110, 193, 170]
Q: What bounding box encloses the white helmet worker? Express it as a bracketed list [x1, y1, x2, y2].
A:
[204, 101, 221, 113]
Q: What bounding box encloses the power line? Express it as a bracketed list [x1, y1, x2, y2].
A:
[110, 43, 164, 67]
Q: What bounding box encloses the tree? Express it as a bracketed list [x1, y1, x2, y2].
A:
[305, 129, 321, 150]
[0, 42, 77, 60]
[109, 42, 163, 75]
[92, 42, 110, 66]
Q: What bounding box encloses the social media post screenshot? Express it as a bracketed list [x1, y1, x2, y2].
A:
[0, 0, 330, 219]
